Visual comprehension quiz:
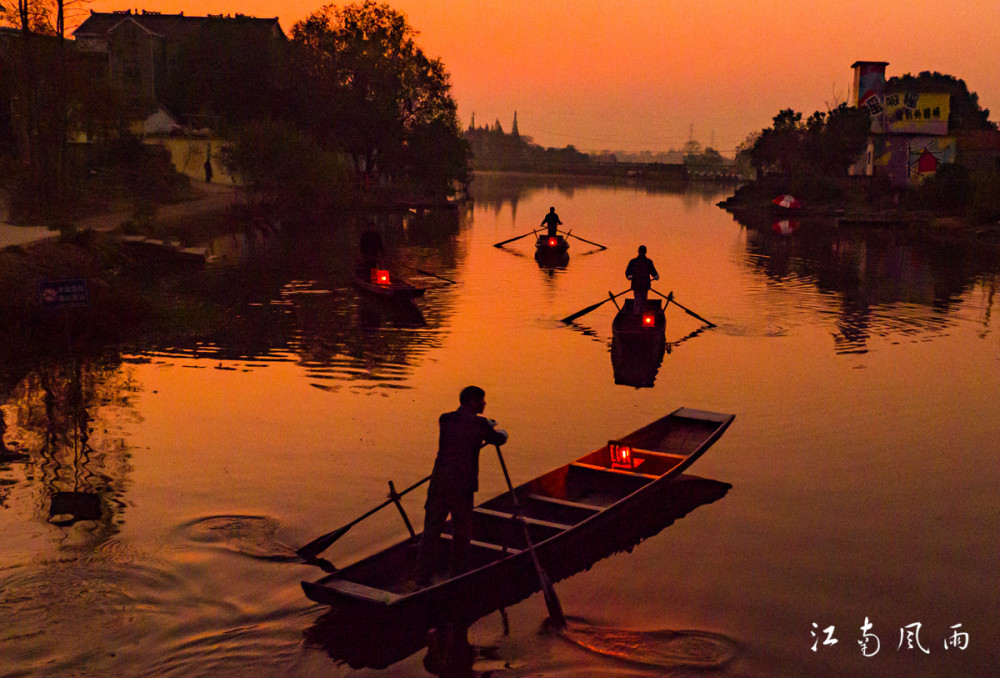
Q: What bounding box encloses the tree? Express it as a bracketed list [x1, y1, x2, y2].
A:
[220, 119, 353, 214]
[163, 18, 287, 131]
[289, 1, 468, 190]
[749, 105, 868, 178]
[750, 109, 803, 175]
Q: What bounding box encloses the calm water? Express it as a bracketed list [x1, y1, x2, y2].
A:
[1, 174, 998, 677]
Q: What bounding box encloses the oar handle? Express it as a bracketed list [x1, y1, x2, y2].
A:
[493, 445, 566, 627]
[296, 474, 430, 558]
[652, 288, 716, 327]
[560, 231, 607, 250]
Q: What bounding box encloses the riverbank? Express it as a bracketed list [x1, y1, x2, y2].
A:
[717, 174, 1000, 238]
[0, 181, 239, 250]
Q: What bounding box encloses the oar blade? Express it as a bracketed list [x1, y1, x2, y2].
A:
[296, 525, 350, 559]
[493, 231, 535, 248]
[539, 570, 566, 627]
[561, 299, 607, 323]
[682, 307, 716, 327]
[405, 265, 458, 284]
[564, 233, 607, 250]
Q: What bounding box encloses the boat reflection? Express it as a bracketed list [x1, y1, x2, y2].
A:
[611, 334, 665, 388]
[357, 295, 426, 329]
[302, 474, 731, 670]
[610, 327, 706, 388]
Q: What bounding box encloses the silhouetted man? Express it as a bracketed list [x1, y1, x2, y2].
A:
[359, 225, 384, 270]
[625, 245, 659, 313]
[540, 206, 562, 237]
[415, 386, 508, 586]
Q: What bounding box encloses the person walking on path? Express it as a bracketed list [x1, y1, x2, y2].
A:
[414, 386, 508, 586]
[625, 245, 659, 313]
[540, 207, 562, 237]
[204, 144, 214, 183]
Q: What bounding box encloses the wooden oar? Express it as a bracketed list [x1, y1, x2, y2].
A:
[399, 263, 458, 285]
[296, 474, 431, 559]
[561, 288, 631, 323]
[651, 288, 716, 327]
[494, 445, 566, 628]
[493, 229, 537, 248]
[560, 230, 607, 251]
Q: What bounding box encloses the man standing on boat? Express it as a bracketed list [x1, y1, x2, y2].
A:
[540, 206, 562, 237]
[415, 386, 508, 586]
[626, 245, 659, 313]
[359, 224, 384, 271]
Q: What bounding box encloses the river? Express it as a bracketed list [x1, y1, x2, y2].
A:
[1, 173, 997, 677]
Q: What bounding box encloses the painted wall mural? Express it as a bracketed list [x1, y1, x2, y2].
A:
[873, 135, 956, 185]
[884, 92, 950, 135]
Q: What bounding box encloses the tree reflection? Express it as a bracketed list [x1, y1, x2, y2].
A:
[733, 212, 1000, 353]
[2, 355, 135, 542]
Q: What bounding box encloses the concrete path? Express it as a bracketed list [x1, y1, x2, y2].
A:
[0, 182, 238, 250]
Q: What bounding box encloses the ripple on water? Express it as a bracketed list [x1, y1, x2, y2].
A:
[178, 514, 299, 561]
[554, 617, 737, 671]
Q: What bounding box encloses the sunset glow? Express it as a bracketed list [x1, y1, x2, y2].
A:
[81, 0, 999, 153]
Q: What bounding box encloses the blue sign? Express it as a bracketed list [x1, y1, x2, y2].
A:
[37, 279, 89, 309]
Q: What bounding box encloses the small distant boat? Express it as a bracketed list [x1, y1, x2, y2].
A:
[534, 234, 569, 261]
[301, 407, 735, 626]
[772, 194, 802, 211]
[351, 263, 426, 300]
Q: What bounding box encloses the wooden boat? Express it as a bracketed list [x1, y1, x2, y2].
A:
[301, 408, 735, 628]
[304, 474, 733, 670]
[351, 263, 426, 299]
[534, 234, 569, 260]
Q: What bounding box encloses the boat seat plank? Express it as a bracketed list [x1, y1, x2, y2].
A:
[525, 493, 604, 513]
[441, 532, 523, 554]
[316, 578, 402, 605]
[634, 449, 687, 462]
[473, 506, 573, 531]
[570, 461, 659, 480]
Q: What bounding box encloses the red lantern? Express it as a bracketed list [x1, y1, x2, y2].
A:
[371, 269, 390, 284]
[642, 312, 655, 327]
[609, 441, 633, 469]
[548, 237, 558, 247]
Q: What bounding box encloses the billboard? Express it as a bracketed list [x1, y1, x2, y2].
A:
[884, 92, 949, 135]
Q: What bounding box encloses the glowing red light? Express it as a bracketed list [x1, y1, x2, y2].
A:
[610, 442, 633, 469]
[372, 269, 390, 284]
[548, 237, 557, 247]
[642, 313, 655, 326]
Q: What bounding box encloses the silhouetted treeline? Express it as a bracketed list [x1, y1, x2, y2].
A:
[464, 118, 590, 172]
[0, 2, 471, 222]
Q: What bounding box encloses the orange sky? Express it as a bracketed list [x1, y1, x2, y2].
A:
[81, 0, 999, 154]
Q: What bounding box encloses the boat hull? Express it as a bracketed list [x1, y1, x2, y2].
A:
[612, 298, 666, 337]
[534, 235, 569, 259]
[302, 408, 735, 628]
[351, 264, 426, 299]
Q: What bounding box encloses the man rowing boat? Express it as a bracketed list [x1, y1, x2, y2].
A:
[625, 245, 659, 314]
[540, 206, 562, 237]
[415, 386, 508, 586]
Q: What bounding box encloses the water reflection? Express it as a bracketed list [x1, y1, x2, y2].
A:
[732, 211, 1000, 354]
[1, 357, 133, 543]
[134, 208, 466, 391]
[303, 475, 731, 670]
